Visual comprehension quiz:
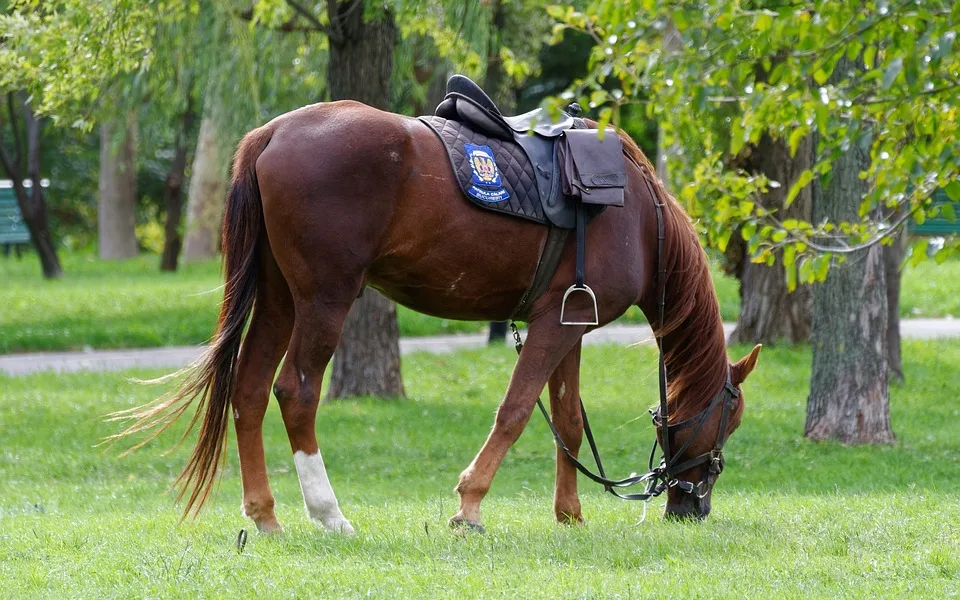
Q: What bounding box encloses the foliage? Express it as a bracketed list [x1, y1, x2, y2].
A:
[1, 341, 959, 596]
[554, 1, 960, 287]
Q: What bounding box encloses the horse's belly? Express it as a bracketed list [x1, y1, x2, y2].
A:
[367, 222, 546, 321]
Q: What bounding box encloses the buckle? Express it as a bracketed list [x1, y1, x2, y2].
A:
[709, 450, 724, 474]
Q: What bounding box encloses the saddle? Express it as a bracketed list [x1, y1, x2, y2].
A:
[418, 75, 627, 324]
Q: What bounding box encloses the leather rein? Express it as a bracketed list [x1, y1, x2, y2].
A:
[510, 171, 740, 505]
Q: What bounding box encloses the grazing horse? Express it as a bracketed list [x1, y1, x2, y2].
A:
[115, 99, 761, 534]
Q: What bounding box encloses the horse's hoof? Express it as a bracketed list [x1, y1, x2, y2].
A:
[556, 511, 585, 526]
[255, 518, 284, 535]
[449, 516, 485, 534]
[319, 516, 356, 536]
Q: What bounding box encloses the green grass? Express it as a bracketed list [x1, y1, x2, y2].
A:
[2, 252, 959, 354]
[0, 254, 484, 354]
[1, 341, 958, 598]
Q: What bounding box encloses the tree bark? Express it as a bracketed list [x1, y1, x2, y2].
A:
[326, 289, 405, 399]
[806, 58, 894, 444]
[160, 98, 196, 272]
[182, 98, 228, 261]
[325, 5, 404, 401]
[98, 112, 139, 260]
[728, 135, 813, 345]
[883, 228, 907, 382]
[0, 93, 62, 278]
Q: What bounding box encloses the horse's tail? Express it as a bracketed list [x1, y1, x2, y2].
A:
[107, 126, 274, 517]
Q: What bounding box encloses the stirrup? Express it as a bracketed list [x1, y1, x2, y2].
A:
[560, 284, 599, 326]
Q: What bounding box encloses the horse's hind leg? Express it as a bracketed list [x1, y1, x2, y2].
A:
[234, 244, 294, 533]
[548, 341, 585, 524]
[272, 291, 358, 534]
[451, 317, 586, 530]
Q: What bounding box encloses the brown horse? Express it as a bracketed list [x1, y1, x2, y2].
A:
[115, 99, 761, 534]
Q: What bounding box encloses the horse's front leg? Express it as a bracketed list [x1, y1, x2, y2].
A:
[548, 341, 585, 524]
[450, 318, 585, 531]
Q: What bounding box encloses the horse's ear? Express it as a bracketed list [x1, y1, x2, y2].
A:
[731, 344, 762, 386]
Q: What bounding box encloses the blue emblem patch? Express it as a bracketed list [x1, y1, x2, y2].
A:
[464, 143, 510, 203]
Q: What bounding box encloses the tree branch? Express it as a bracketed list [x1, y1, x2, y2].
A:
[237, 5, 330, 35]
[6, 92, 24, 169]
[285, 0, 328, 33]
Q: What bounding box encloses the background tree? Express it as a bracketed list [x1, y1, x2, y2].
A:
[557, 0, 960, 442]
[0, 92, 62, 278]
[98, 111, 139, 260]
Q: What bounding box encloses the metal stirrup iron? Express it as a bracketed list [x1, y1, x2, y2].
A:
[560, 203, 598, 325]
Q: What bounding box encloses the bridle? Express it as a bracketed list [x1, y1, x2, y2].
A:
[513, 172, 741, 507]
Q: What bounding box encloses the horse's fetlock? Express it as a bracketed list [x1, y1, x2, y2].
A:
[243, 495, 276, 521]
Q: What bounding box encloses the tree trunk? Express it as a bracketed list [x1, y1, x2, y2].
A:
[806, 58, 894, 443]
[728, 135, 813, 344]
[98, 112, 139, 260]
[326, 289, 405, 400]
[182, 98, 228, 261]
[325, 5, 404, 400]
[160, 99, 197, 272]
[884, 229, 907, 382]
[0, 93, 62, 278]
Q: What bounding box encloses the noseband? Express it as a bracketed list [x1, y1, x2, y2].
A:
[516, 175, 740, 505]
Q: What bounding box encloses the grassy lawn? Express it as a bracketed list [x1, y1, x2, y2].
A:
[1, 341, 958, 598]
[2, 252, 958, 354]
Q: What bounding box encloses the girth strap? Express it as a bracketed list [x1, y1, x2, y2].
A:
[512, 226, 570, 321]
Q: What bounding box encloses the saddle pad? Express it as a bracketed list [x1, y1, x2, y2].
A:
[418, 115, 547, 225]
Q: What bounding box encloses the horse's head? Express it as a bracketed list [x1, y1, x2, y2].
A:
[662, 344, 761, 520]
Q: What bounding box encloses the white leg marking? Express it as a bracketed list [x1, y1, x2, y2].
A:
[292, 450, 354, 535]
[558, 382, 566, 399]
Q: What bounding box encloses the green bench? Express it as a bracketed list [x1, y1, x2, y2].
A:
[909, 188, 960, 236]
[1, 187, 31, 257]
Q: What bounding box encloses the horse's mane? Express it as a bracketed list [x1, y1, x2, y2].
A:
[618, 131, 730, 423]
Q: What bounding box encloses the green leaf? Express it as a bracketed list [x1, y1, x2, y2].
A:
[815, 255, 831, 281]
[788, 127, 806, 157]
[944, 181, 960, 202]
[741, 221, 757, 241]
[941, 202, 957, 222]
[754, 13, 773, 32]
[786, 170, 814, 207]
[730, 118, 745, 156]
[798, 258, 813, 283]
[882, 57, 902, 90]
[813, 68, 829, 85]
[785, 262, 797, 292]
[783, 244, 796, 267]
[935, 246, 950, 264]
[863, 45, 877, 69]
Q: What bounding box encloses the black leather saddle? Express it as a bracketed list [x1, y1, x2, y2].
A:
[435, 74, 575, 140]
[418, 75, 627, 323]
[419, 75, 592, 229]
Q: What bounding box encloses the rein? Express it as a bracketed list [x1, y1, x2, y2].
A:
[513, 172, 740, 505]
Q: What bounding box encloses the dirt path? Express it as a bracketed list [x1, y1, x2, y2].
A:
[2, 319, 959, 376]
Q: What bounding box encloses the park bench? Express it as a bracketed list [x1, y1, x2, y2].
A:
[909, 187, 960, 237]
[0, 185, 31, 258]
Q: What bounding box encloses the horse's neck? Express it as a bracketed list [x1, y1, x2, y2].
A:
[645, 263, 728, 423]
[661, 312, 728, 420]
